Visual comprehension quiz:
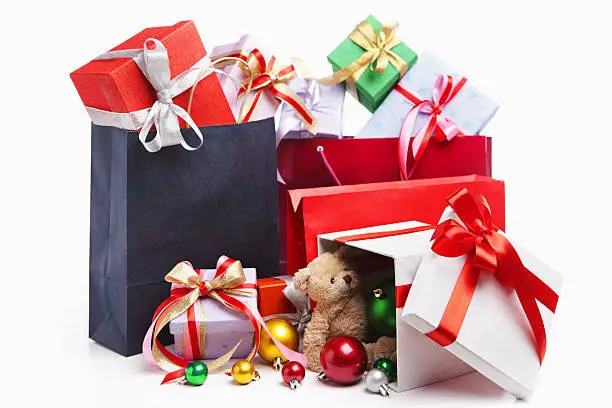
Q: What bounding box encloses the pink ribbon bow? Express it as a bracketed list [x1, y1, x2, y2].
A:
[397, 75, 467, 180]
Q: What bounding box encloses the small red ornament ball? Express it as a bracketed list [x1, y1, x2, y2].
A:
[281, 361, 306, 385]
[320, 336, 367, 384]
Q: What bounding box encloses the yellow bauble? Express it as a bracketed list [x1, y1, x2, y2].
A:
[258, 318, 299, 364]
[231, 360, 256, 385]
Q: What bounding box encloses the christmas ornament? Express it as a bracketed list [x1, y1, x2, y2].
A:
[259, 318, 299, 370]
[367, 279, 396, 337]
[318, 336, 367, 385]
[373, 358, 397, 382]
[364, 368, 390, 397]
[184, 361, 208, 386]
[231, 360, 260, 385]
[281, 361, 306, 390]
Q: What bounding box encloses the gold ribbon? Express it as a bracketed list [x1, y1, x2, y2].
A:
[185, 55, 251, 121]
[318, 20, 408, 89]
[190, 49, 317, 133]
[238, 51, 317, 133]
[150, 261, 257, 377]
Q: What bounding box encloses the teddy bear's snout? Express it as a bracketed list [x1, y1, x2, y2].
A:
[343, 274, 353, 285]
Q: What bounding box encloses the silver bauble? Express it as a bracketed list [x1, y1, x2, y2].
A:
[365, 368, 390, 396]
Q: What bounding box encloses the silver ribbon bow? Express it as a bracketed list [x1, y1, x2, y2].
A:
[265, 276, 312, 345]
[85, 38, 216, 153]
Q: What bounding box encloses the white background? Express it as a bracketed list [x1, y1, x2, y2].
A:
[1, 0, 610, 406]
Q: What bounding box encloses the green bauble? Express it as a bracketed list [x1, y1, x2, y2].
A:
[374, 358, 397, 382]
[367, 279, 396, 337]
[185, 361, 208, 386]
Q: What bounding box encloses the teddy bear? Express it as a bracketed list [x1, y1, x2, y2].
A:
[293, 248, 397, 372]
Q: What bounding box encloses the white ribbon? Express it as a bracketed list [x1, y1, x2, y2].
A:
[86, 38, 217, 153]
[262, 276, 312, 351]
[278, 276, 312, 335]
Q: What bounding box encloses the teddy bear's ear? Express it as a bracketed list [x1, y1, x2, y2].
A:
[334, 246, 358, 268]
[293, 267, 311, 293]
[334, 245, 350, 258]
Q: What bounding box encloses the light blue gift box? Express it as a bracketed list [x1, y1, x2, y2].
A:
[357, 51, 499, 139]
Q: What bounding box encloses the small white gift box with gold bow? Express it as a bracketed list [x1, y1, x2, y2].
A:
[168, 266, 258, 360]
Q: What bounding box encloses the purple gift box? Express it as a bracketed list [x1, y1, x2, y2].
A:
[168, 267, 257, 360]
[277, 78, 345, 141]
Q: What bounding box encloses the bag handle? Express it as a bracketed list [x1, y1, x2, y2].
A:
[316, 145, 342, 186]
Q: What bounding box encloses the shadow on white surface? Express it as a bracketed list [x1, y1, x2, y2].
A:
[403, 371, 507, 399]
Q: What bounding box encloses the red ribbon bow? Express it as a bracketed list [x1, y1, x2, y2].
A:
[426, 188, 559, 363]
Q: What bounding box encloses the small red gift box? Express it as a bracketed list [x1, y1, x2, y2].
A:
[70, 20, 235, 128]
[277, 136, 491, 189]
[256, 277, 298, 317]
[284, 175, 505, 275]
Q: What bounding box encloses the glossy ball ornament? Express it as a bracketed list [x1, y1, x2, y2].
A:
[281, 361, 306, 390]
[373, 358, 397, 382]
[367, 279, 396, 337]
[365, 368, 390, 397]
[185, 361, 208, 386]
[258, 318, 299, 369]
[231, 360, 257, 385]
[319, 336, 367, 385]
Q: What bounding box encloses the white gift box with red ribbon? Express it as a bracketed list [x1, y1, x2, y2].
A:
[402, 190, 563, 399]
[318, 221, 474, 392]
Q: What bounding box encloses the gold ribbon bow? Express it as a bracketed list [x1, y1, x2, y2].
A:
[319, 20, 408, 87]
[238, 50, 317, 133]
[194, 49, 317, 133]
[149, 260, 258, 381]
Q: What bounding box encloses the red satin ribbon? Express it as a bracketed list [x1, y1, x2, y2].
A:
[426, 188, 559, 363]
[150, 258, 261, 384]
[395, 284, 412, 309]
[334, 224, 435, 244]
[396, 76, 467, 180]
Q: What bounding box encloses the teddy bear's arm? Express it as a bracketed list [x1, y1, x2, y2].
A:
[303, 308, 330, 372]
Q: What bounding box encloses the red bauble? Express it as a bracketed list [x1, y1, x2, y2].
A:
[281, 361, 306, 385]
[320, 336, 367, 385]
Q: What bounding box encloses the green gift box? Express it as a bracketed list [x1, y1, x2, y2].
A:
[327, 15, 418, 112]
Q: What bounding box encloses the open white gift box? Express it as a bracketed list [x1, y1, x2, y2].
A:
[318, 189, 562, 398]
[318, 221, 474, 392]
